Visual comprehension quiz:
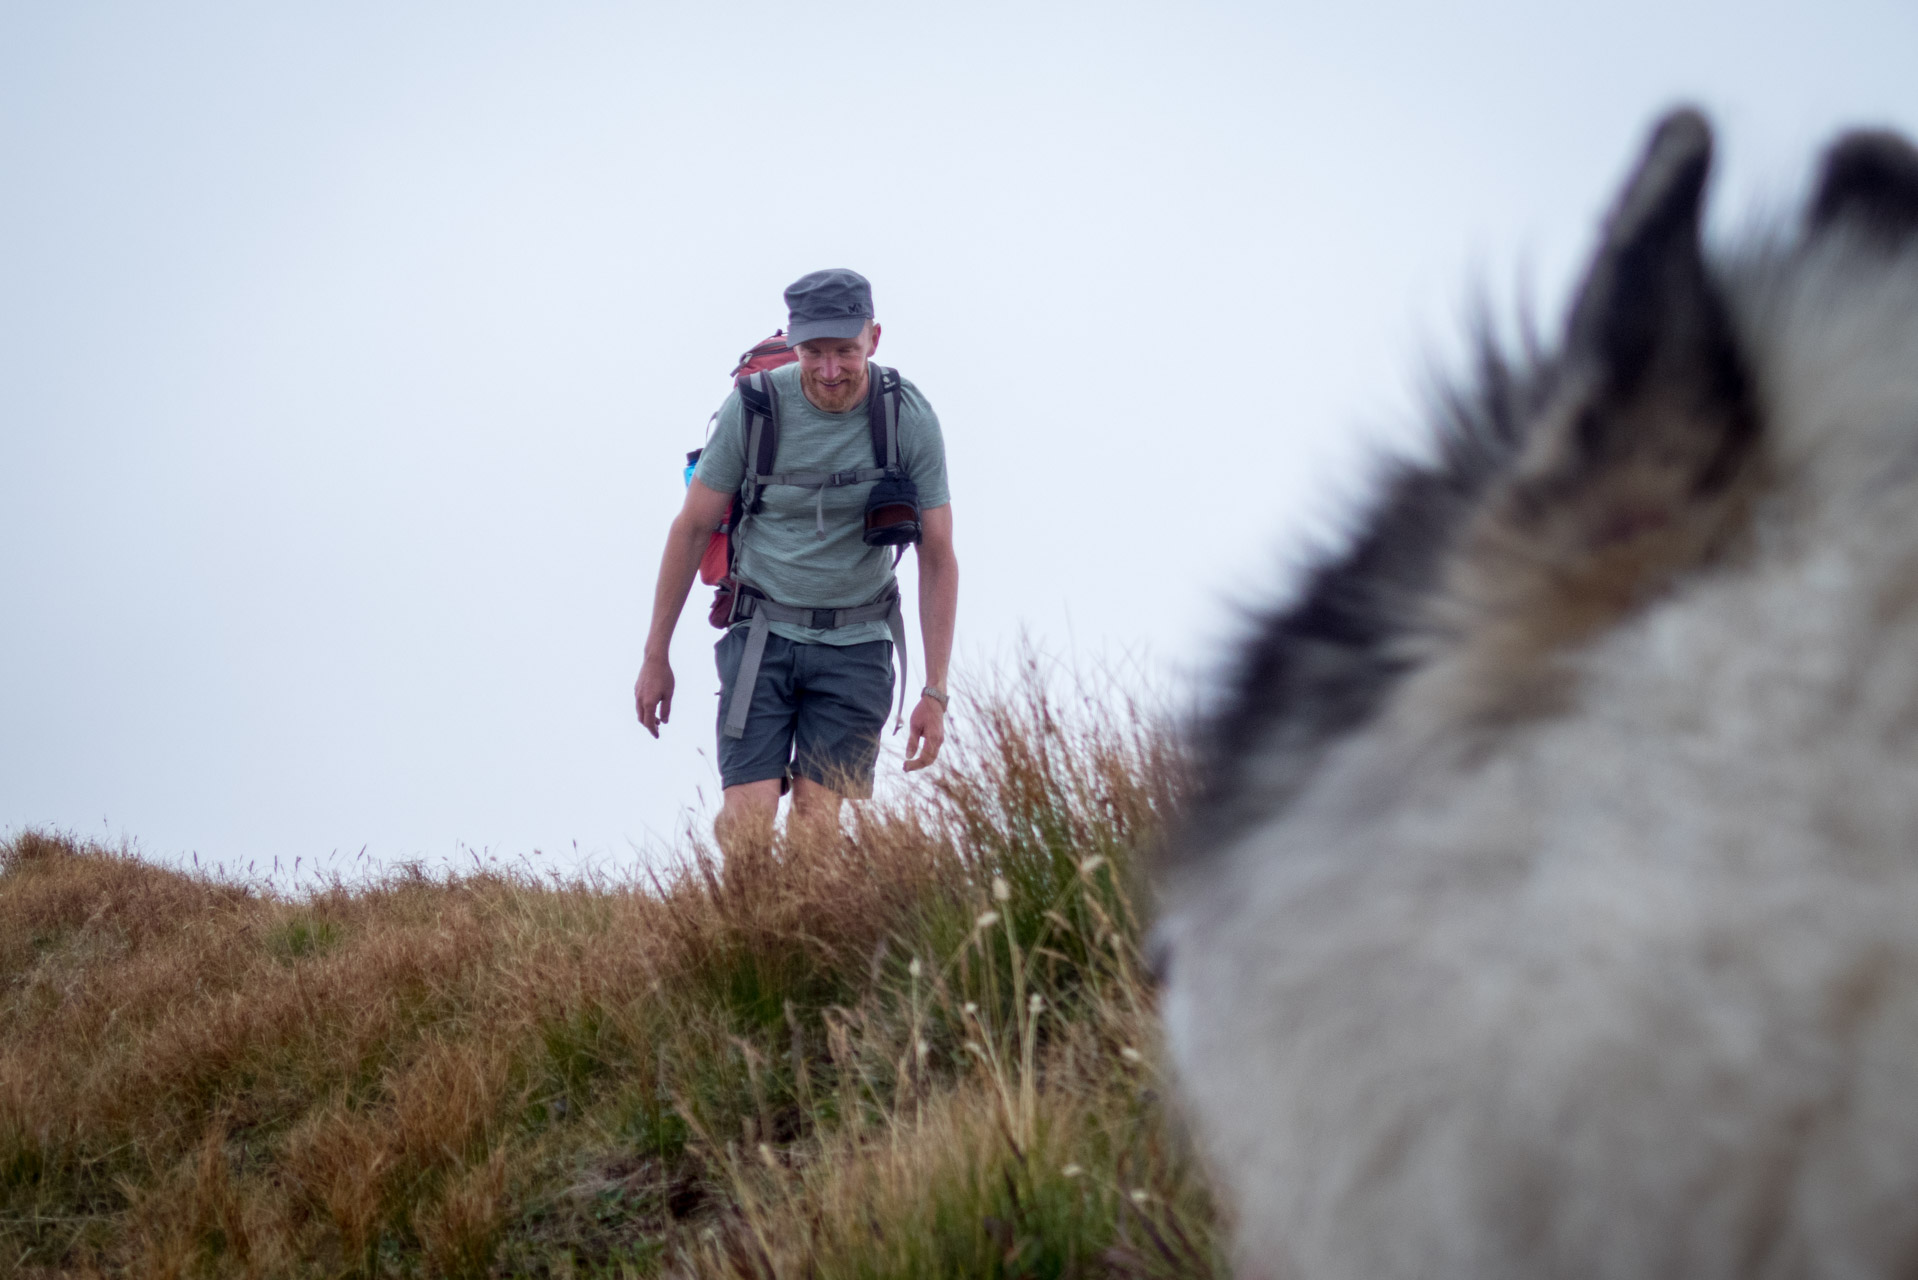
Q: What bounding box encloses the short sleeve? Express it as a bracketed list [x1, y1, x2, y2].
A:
[692, 390, 747, 494]
[897, 381, 950, 508]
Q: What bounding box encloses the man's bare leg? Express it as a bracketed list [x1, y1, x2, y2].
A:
[714, 776, 844, 878]
[788, 775, 845, 849]
[715, 778, 782, 878]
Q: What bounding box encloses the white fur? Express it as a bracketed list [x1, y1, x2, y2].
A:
[1163, 241, 1918, 1278]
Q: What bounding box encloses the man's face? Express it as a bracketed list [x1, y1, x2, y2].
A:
[795, 322, 879, 413]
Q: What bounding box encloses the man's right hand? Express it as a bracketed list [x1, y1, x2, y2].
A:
[635, 657, 675, 737]
[636, 479, 732, 739]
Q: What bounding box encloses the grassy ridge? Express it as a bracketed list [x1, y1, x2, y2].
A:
[0, 657, 1218, 1278]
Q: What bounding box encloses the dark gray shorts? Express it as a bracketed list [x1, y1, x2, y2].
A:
[715, 630, 895, 797]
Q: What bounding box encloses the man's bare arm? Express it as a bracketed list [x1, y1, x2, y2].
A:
[905, 502, 958, 771]
[635, 478, 734, 737]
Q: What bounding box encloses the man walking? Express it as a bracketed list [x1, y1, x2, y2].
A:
[634, 269, 957, 848]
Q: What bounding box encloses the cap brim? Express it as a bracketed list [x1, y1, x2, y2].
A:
[786, 315, 869, 345]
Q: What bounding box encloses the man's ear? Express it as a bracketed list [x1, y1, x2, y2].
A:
[868, 322, 882, 356]
[1423, 109, 1762, 722]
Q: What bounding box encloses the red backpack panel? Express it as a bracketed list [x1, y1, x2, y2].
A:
[698, 331, 798, 588]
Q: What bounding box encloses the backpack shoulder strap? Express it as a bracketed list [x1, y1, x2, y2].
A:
[738, 371, 781, 513]
[867, 364, 904, 473]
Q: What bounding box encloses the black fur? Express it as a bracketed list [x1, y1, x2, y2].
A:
[1563, 110, 1714, 395]
[1172, 108, 1759, 871]
[1174, 337, 1542, 864]
[1809, 129, 1918, 246]
[1552, 108, 1757, 509]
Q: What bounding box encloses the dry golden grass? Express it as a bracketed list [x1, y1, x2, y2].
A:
[1, 654, 1217, 1278]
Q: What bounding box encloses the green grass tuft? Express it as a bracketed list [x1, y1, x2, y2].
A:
[266, 914, 342, 963]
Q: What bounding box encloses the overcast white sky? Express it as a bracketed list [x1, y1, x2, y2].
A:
[6, 1, 1917, 881]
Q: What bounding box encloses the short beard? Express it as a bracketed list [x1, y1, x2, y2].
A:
[801, 365, 869, 413]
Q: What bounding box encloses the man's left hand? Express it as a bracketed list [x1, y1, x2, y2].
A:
[904, 696, 946, 772]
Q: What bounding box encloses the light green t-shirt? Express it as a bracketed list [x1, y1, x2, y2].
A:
[694, 362, 950, 645]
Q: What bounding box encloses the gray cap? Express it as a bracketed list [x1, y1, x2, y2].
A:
[784, 268, 874, 345]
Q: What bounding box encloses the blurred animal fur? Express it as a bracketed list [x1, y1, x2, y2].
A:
[1156, 110, 1918, 1279]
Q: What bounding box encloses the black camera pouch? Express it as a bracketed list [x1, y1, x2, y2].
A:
[863, 475, 922, 547]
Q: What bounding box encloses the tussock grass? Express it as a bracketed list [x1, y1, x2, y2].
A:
[0, 653, 1218, 1277]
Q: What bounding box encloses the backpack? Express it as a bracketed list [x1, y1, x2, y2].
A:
[686, 331, 799, 588]
[686, 331, 920, 630]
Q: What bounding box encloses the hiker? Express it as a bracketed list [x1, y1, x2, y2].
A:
[633, 268, 957, 848]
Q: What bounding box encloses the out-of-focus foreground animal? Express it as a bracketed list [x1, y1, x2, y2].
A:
[1156, 109, 1918, 1279]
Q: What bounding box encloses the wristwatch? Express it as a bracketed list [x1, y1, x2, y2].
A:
[921, 685, 949, 709]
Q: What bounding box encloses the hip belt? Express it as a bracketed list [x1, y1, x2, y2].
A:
[723, 581, 909, 741]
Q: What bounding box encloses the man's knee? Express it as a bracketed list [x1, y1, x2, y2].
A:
[786, 776, 845, 853]
[720, 778, 781, 821]
[789, 774, 843, 820]
[717, 778, 781, 849]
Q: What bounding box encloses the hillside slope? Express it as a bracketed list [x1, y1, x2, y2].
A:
[1, 663, 1217, 1278]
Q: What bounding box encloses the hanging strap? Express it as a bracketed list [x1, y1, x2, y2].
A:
[721, 582, 910, 740]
